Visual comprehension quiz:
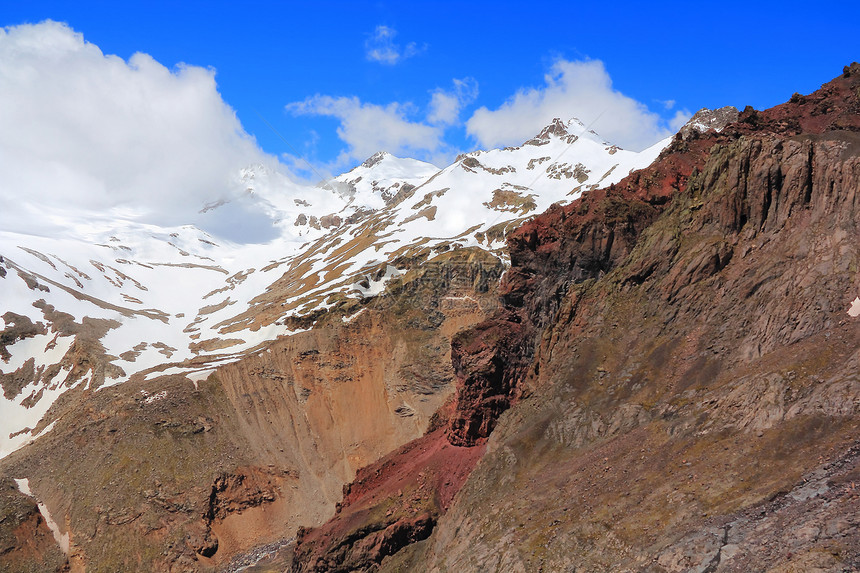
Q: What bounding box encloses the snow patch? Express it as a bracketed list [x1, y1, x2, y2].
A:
[13, 478, 70, 554]
[0, 366, 76, 457]
[443, 295, 479, 304]
[1, 334, 73, 372]
[140, 389, 168, 404]
[187, 368, 215, 389]
[848, 296, 860, 318]
[351, 265, 404, 298]
[341, 308, 367, 323]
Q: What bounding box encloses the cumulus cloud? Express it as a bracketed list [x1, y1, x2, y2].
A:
[287, 77, 477, 168]
[287, 95, 446, 165]
[428, 77, 479, 126]
[365, 25, 423, 65]
[0, 21, 279, 241]
[670, 109, 694, 131]
[466, 59, 687, 151]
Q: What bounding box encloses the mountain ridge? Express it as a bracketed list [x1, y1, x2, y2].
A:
[0, 115, 678, 457]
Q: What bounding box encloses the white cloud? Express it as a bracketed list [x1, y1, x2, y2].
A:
[466, 59, 683, 151]
[365, 25, 423, 65]
[670, 108, 694, 131]
[428, 77, 479, 126]
[287, 77, 477, 168]
[0, 21, 279, 241]
[287, 95, 446, 165]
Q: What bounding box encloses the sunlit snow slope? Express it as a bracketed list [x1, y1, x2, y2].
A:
[0, 117, 670, 456]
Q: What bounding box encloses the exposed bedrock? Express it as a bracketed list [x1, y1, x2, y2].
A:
[291, 64, 860, 572]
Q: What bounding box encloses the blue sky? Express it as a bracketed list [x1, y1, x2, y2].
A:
[2, 1, 856, 178]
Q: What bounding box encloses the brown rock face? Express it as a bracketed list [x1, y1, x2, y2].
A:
[411, 65, 860, 571]
[291, 64, 860, 572]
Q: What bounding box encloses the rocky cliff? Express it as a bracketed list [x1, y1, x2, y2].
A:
[292, 64, 860, 572]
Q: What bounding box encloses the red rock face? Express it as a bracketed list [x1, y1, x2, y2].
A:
[291, 427, 485, 572]
[0, 478, 67, 572]
[733, 62, 860, 137]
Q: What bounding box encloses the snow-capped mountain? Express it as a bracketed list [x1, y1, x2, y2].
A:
[0, 117, 674, 457]
[327, 151, 441, 210]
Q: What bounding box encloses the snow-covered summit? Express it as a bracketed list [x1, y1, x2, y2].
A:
[677, 106, 740, 139]
[328, 151, 440, 210]
[522, 117, 614, 148]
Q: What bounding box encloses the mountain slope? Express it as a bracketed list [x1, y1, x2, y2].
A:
[0, 117, 668, 458]
[290, 65, 860, 572]
[0, 249, 503, 572]
[0, 114, 682, 570]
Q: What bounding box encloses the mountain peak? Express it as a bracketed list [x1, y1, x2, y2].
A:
[539, 117, 570, 138]
[678, 106, 739, 139]
[524, 117, 607, 148]
[361, 151, 390, 169]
